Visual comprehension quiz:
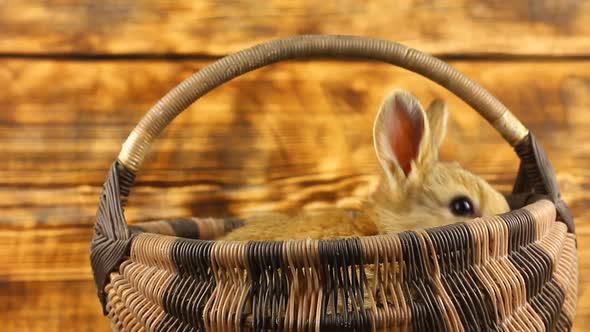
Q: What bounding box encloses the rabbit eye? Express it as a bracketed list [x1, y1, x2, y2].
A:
[449, 196, 475, 216]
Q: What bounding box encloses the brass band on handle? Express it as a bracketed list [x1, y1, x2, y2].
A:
[118, 35, 528, 172]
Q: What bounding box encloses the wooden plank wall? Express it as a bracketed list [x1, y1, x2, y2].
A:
[0, 1, 589, 330]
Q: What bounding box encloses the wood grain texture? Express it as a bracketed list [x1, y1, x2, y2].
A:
[0, 57, 589, 330]
[0, 228, 108, 330]
[2, 2, 589, 329]
[0, 279, 110, 332]
[0, 228, 93, 282]
[1, 0, 590, 56]
[1, 59, 589, 227]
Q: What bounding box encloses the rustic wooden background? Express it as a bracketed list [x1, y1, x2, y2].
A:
[1, 1, 589, 331]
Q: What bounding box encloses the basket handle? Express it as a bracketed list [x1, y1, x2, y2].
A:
[117, 35, 528, 172]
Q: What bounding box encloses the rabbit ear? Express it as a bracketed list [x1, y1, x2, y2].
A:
[425, 98, 449, 151]
[373, 90, 432, 179]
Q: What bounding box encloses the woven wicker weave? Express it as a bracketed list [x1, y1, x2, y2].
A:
[90, 35, 578, 331]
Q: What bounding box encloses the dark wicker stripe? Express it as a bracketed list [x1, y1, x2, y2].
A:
[168, 218, 201, 239]
[529, 279, 566, 331]
[500, 208, 567, 331]
[449, 228, 490, 332]
[513, 133, 575, 233]
[426, 226, 471, 330]
[501, 209, 551, 301]
[501, 208, 536, 254]
[171, 238, 214, 278]
[160, 275, 202, 332]
[90, 161, 136, 312]
[247, 240, 288, 331]
[164, 239, 215, 330]
[224, 217, 245, 234]
[319, 310, 371, 332]
[529, 243, 554, 292]
[514, 134, 551, 197]
[427, 223, 498, 332]
[130, 217, 245, 239]
[556, 308, 574, 332]
[398, 231, 449, 332]
[318, 238, 370, 331]
[128, 220, 175, 236]
[116, 161, 136, 207]
[128, 224, 147, 234]
[555, 199, 575, 235]
[157, 312, 196, 332]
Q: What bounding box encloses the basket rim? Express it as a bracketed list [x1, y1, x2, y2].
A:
[129, 198, 555, 245]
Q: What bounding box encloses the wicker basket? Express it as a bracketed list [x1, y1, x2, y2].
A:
[90, 35, 578, 331]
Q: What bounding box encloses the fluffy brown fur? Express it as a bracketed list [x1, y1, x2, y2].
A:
[220, 90, 509, 241]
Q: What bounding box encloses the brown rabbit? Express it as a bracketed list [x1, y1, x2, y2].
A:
[220, 90, 509, 241]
